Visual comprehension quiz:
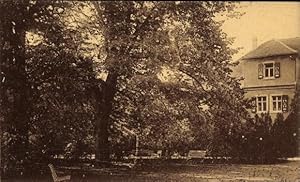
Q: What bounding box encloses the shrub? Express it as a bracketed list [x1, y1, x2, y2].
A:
[234, 113, 273, 162]
[232, 112, 298, 163]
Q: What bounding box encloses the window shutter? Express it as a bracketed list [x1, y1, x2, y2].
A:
[258, 63, 263, 79]
[251, 97, 256, 113]
[282, 95, 288, 112]
[275, 62, 280, 78]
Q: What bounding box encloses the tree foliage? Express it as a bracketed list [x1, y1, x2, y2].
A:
[1, 1, 251, 171]
[92, 1, 248, 159]
[1, 1, 101, 173]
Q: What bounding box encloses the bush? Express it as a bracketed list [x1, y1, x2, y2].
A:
[232, 112, 298, 163]
[281, 112, 299, 157]
[229, 113, 271, 162]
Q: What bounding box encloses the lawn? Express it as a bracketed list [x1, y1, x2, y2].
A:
[2, 160, 300, 182]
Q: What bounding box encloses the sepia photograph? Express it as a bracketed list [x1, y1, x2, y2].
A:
[0, 1, 299, 181]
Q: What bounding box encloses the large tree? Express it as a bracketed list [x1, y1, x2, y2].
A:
[92, 2, 247, 161]
[1, 1, 248, 167]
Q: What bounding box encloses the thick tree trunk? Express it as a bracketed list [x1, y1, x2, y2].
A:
[95, 72, 118, 162]
[92, 1, 123, 163]
[0, 3, 30, 165]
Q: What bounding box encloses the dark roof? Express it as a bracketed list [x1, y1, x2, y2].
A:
[280, 37, 300, 53]
[242, 37, 300, 60]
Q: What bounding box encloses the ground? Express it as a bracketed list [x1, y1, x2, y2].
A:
[2, 160, 300, 182]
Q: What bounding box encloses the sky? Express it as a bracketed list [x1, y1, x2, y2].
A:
[26, 2, 300, 65]
[221, 2, 300, 61]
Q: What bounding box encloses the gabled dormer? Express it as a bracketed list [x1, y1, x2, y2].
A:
[241, 38, 300, 89]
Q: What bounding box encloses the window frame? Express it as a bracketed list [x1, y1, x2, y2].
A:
[263, 61, 275, 79]
[256, 95, 268, 113]
[271, 94, 283, 113]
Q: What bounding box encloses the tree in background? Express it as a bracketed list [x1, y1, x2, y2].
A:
[0, 1, 102, 173]
[0, 0, 63, 170]
[1, 0, 32, 168]
[24, 1, 103, 162]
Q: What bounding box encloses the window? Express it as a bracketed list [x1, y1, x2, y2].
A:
[257, 96, 267, 112]
[258, 62, 280, 79]
[271, 95, 282, 112]
[264, 63, 274, 78]
[252, 95, 288, 114]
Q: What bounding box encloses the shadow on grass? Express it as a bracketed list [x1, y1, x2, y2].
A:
[1, 158, 296, 182]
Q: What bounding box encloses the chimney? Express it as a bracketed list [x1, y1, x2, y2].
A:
[252, 36, 258, 50]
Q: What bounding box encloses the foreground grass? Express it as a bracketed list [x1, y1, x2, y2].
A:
[2, 160, 300, 182]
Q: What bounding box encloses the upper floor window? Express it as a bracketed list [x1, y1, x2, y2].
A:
[258, 62, 280, 79]
[264, 63, 274, 78]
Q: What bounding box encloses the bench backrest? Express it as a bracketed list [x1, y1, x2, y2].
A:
[188, 150, 207, 158]
[48, 164, 58, 181]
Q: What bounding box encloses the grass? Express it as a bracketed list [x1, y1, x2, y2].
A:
[2, 159, 300, 182]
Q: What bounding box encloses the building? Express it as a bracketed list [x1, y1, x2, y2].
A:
[238, 37, 300, 120]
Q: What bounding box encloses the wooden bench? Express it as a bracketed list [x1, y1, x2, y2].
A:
[188, 150, 207, 159]
[48, 164, 71, 182]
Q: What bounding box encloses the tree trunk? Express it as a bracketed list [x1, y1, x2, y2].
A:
[0, 3, 30, 165]
[95, 72, 118, 162]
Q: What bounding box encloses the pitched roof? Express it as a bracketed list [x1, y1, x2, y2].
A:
[280, 37, 300, 53]
[242, 37, 300, 60]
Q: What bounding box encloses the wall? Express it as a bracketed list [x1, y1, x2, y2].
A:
[243, 55, 296, 88]
[244, 87, 296, 120]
